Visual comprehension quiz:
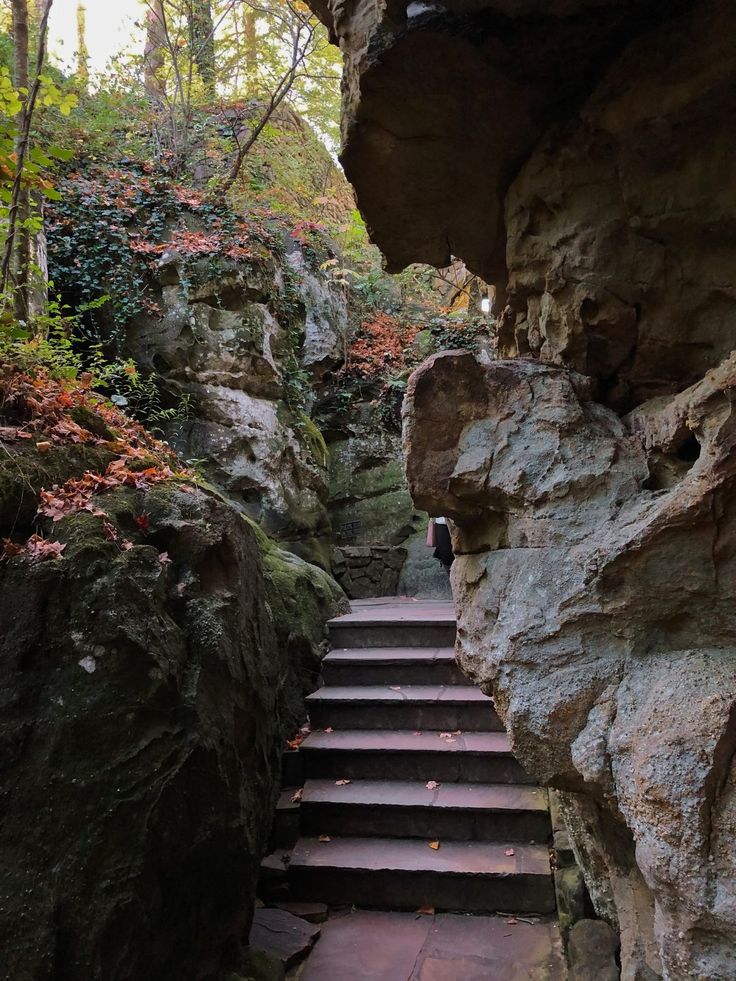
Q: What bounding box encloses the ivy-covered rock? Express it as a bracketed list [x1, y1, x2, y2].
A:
[48, 162, 348, 568]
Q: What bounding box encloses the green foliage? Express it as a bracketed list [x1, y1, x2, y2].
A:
[297, 412, 329, 468]
[89, 355, 193, 438]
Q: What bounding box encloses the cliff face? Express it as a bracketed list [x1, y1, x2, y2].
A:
[315, 0, 736, 975]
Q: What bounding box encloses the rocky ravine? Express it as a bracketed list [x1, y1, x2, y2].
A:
[314, 0, 736, 977]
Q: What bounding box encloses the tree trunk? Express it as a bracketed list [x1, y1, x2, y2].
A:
[190, 0, 215, 98]
[11, 0, 30, 322]
[144, 0, 166, 101]
[243, 10, 257, 88]
[76, 3, 89, 93]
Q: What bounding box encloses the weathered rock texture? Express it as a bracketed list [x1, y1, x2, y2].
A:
[331, 544, 407, 598]
[315, 0, 736, 975]
[128, 242, 347, 568]
[1, 484, 280, 981]
[0, 403, 346, 980]
[404, 351, 736, 979]
[323, 397, 450, 597]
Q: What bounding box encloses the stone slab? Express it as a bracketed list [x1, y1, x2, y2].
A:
[299, 910, 565, 981]
[250, 908, 321, 970]
[275, 902, 329, 924]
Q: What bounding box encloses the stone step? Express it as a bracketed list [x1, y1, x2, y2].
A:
[328, 617, 456, 650]
[300, 779, 550, 842]
[306, 684, 502, 732]
[288, 836, 556, 914]
[299, 729, 533, 784]
[322, 647, 466, 687]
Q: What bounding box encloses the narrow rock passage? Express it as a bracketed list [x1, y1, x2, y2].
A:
[277, 598, 565, 979]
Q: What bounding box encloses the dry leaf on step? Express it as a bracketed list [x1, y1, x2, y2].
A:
[417, 905, 435, 915]
[413, 731, 422, 736]
[426, 780, 439, 790]
[505, 848, 515, 856]
[428, 840, 440, 850]
[335, 779, 351, 786]
[505, 917, 518, 925]
[324, 727, 334, 733]
[390, 686, 401, 692]
[291, 789, 303, 803]
[318, 835, 332, 843]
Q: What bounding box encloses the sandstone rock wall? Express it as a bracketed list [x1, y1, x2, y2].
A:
[317, 0, 736, 975]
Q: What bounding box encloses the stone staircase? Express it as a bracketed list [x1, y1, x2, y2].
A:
[286, 601, 555, 914]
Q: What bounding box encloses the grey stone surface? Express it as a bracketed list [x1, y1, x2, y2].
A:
[404, 351, 736, 978]
[397, 528, 452, 601]
[332, 545, 407, 598]
[250, 908, 321, 970]
[568, 920, 619, 981]
[299, 910, 564, 980]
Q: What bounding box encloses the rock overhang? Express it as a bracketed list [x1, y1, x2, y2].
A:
[314, 0, 697, 283]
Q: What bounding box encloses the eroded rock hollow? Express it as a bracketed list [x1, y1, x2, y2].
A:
[312, 0, 736, 976]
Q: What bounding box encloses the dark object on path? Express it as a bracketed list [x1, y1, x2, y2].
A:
[249, 907, 321, 970]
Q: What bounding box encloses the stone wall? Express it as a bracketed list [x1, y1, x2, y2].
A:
[331, 544, 407, 599]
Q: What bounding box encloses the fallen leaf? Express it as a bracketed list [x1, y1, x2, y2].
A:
[428, 840, 440, 850]
[36, 440, 52, 452]
[505, 848, 515, 857]
[318, 835, 331, 843]
[159, 551, 172, 565]
[426, 780, 439, 791]
[324, 727, 334, 734]
[505, 917, 518, 925]
[121, 540, 134, 551]
[134, 514, 150, 532]
[291, 789, 303, 804]
[335, 779, 351, 786]
[413, 731, 422, 736]
[389, 686, 401, 691]
[416, 905, 435, 915]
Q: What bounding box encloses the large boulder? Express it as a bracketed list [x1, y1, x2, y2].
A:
[404, 351, 736, 979]
[1, 483, 284, 981]
[0, 370, 347, 980]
